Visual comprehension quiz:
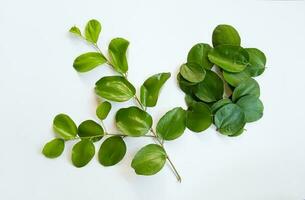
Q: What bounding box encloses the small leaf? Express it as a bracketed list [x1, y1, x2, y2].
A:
[53, 114, 77, 140]
[156, 107, 186, 140]
[73, 52, 107, 72]
[140, 72, 171, 107]
[246, 48, 266, 77]
[180, 63, 206, 83]
[96, 101, 112, 120]
[212, 24, 241, 47]
[223, 70, 251, 87]
[186, 102, 212, 132]
[232, 78, 260, 102]
[77, 120, 104, 142]
[85, 19, 101, 43]
[177, 73, 197, 95]
[187, 43, 213, 69]
[72, 139, 95, 168]
[98, 136, 126, 166]
[131, 144, 166, 176]
[208, 45, 249, 72]
[236, 95, 264, 122]
[69, 26, 82, 37]
[42, 138, 65, 158]
[194, 70, 224, 103]
[116, 106, 152, 137]
[95, 76, 136, 102]
[211, 98, 232, 114]
[108, 38, 129, 74]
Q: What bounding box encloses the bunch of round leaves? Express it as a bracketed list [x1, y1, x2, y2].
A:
[177, 24, 266, 136]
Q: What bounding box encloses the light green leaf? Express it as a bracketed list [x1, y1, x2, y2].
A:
[42, 138, 65, 158]
[212, 24, 241, 47]
[108, 38, 129, 74]
[187, 43, 213, 69]
[140, 72, 171, 107]
[236, 95, 264, 122]
[232, 78, 260, 102]
[211, 98, 232, 114]
[73, 52, 107, 72]
[246, 48, 266, 77]
[69, 26, 82, 37]
[116, 106, 152, 137]
[72, 139, 95, 168]
[98, 136, 126, 166]
[85, 19, 101, 43]
[186, 102, 212, 132]
[53, 114, 77, 140]
[96, 101, 112, 120]
[156, 107, 186, 140]
[95, 76, 136, 102]
[180, 63, 206, 83]
[77, 120, 104, 142]
[131, 144, 166, 176]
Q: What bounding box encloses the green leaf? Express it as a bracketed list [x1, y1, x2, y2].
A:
[73, 52, 107, 72]
[214, 104, 246, 136]
[53, 114, 77, 140]
[208, 45, 249, 72]
[108, 38, 129, 74]
[187, 43, 213, 69]
[245, 48, 266, 77]
[211, 98, 232, 114]
[212, 24, 241, 47]
[116, 106, 152, 137]
[72, 139, 95, 168]
[180, 63, 206, 83]
[95, 76, 136, 102]
[194, 70, 224, 103]
[156, 107, 186, 140]
[140, 72, 171, 107]
[131, 144, 166, 176]
[96, 101, 111, 120]
[98, 136, 126, 166]
[42, 138, 65, 158]
[185, 94, 199, 107]
[69, 26, 82, 37]
[232, 78, 260, 102]
[77, 120, 104, 142]
[236, 95, 264, 122]
[177, 73, 197, 95]
[186, 102, 212, 132]
[228, 127, 245, 137]
[223, 70, 251, 87]
[85, 19, 101, 43]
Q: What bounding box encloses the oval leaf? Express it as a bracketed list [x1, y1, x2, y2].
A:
[98, 136, 126, 166]
[95, 76, 136, 102]
[85, 19, 101, 43]
[186, 102, 212, 132]
[180, 63, 206, 83]
[73, 52, 107, 72]
[108, 38, 129, 74]
[177, 73, 197, 95]
[131, 144, 166, 176]
[212, 24, 241, 47]
[78, 120, 104, 142]
[211, 98, 232, 114]
[116, 106, 152, 137]
[232, 78, 260, 102]
[236, 95, 264, 122]
[53, 114, 77, 139]
[246, 48, 266, 77]
[140, 72, 171, 107]
[42, 138, 65, 158]
[69, 26, 82, 37]
[96, 101, 112, 120]
[156, 107, 186, 140]
[223, 70, 251, 87]
[187, 43, 213, 69]
[72, 139, 95, 167]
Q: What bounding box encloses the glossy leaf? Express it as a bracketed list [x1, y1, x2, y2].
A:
[223, 70, 251, 87]
[232, 78, 260, 102]
[246, 48, 266, 77]
[140, 72, 171, 107]
[98, 136, 126, 166]
[212, 24, 241, 47]
[214, 104, 246, 136]
[237, 95, 264, 122]
[156, 107, 186, 140]
[69, 26, 82, 37]
[78, 120, 104, 142]
[208, 45, 249, 72]
[42, 138, 65, 158]
[116, 106, 152, 137]
[108, 38, 129, 74]
[211, 98, 232, 114]
[53, 114, 77, 139]
[194, 70, 224, 103]
[180, 63, 206, 83]
[95, 76, 136, 102]
[131, 144, 166, 176]
[177, 73, 197, 95]
[85, 19, 101, 43]
[186, 102, 212, 132]
[72, 139, 95, 168]
[187, 43, 213, 69]
[73, 52, 107, 72]
[96, 101, 111, 120]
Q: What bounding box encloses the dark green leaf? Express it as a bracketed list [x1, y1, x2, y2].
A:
[185, 94, 199, 107]
[72, 139, 95, 167]
[236, 95, 264, 122]
[53, 114, 77, 139]
[131, 144, 166, 176]
[85, 19, 101, 43]
[98, 136, 126, 166]
[246, 48, 266, 77]
[73, 52, 107, 72]
[78, 120, 104, 142]
[180, 63, 206, 83]
[211, 98, 232, 114]
[108, 38, 129, 74]
[96, 101, 112, 120]
[232, 78, 260, 102]
[69, 26, 82, 37]
[212, 24, 241, 47]
[186, 102, 212, 132]
[223, 70, 251, 87]
[187, 43, 213, 69]
[42, 138, 65, 158]
[228, 127, 245, 137]
[177, 73, 197, 95]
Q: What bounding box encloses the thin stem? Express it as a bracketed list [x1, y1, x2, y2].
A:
[134, 95, 145, 110]
[66, 132, 156, 141]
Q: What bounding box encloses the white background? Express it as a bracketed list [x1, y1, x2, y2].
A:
[0, 0, 305, 199]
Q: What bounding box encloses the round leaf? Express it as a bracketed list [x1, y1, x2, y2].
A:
[212, 24, 241, 47]
[214, 104, 246, 136]
[187, 43, 213, 69]
[42, 138, 65, 158]
[98, 136, 126, 166]
[208, 45, 249, 72]
[211, 98, 232, 114]
[85, 19, 101, 43]
[69, 26, 82, 37]
[245, 48, 266, 77]
[177, 73, 197, 95]
[186, 102, 212, 132]
[156, 107, 186, 140]
[180, 63, 206, 83]
[72, 139, 95, 168]
[53, 114, 77, 140]
[236, 95, 264, 122]
[223, 70, 251, 87]
[194, 70, 224, 103]
[96, 101, 112, 120]
[232, 78, 260, 102]
[73, 52, 107, 72]
[116, 106, 152, 137]
[131, 144, 166, 176]
[108, 38, 129, 74]
[78, 120, 104, 142]
[95, 76, 136, 102]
